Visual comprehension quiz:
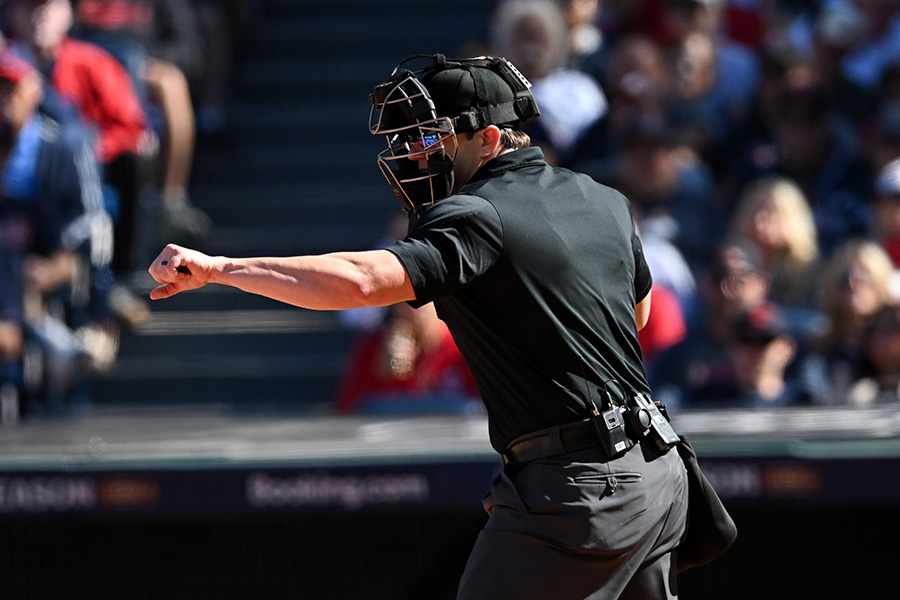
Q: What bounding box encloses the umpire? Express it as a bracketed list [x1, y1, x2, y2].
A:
[149, 54, 689, 599]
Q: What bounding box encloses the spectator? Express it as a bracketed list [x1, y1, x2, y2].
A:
[666, 29, 737, 172]
[801, 238, 897, 404]
[869, 156, 900, 271]
[660, 0, 760, 132]
[334, 302, 481, 416]
[0, 49, 114, 415]
[614, 118, 725, 275]
[847, 301, 900, 405]
[638, 281, 687, 372]
[2, 0, 154, 326]
[729, 50, 872, 256]
[490, 0, 607, 165]
[557, 0, 609, 83]
[687, 302, 810, 409]
[808, 1, 877, 128]
[729, 176, 823, 313]
[0, 250, 24, 424]
[570, 33, 672, 180]
[725, 42, 804, 200]
[70, 0, 212, 245]
[650, 236, 773, 408]
[638, 206, 700, 322]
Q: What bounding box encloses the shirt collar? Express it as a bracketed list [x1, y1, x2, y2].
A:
[466, 146, 546, 186]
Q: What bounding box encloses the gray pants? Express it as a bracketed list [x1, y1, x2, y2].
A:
[457, 439, 688, 600]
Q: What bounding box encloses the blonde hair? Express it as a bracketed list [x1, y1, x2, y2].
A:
[820, 239, 895, 321]
[731, 176, 819, 267]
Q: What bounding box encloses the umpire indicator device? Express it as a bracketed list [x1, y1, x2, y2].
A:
[634, 392, 681, 452]
[589, 382, 632, 459]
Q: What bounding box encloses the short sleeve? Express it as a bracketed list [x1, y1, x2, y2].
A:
[387, 194, 504, 306]
[633, 227, 653, 303]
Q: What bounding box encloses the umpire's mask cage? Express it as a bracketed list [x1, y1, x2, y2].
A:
[369, 55, 540, 217]
[369, 72, 457, 217]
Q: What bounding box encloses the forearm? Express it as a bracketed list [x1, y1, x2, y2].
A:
[150, 245, 415, 309]
[214, 252, 406, 310]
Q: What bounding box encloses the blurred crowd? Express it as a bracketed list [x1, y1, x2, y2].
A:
[0, 0, 250, 423]
[6, 0, 900, 423]
[337, 0, 900, 415]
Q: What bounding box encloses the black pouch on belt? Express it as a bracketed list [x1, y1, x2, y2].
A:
[675, 434, 738, 573]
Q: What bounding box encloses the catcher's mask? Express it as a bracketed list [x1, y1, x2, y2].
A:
[369, 54, 540, 217]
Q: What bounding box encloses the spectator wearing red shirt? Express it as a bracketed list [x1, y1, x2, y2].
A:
[335, 302, 482, 416]
[638, 282, 687, 370]
[46, 37, 150, 163]
[70, 0, 212, 246]
[3, 0, 150, 172]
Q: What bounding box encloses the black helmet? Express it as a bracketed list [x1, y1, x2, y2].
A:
[369, 54, 540, 216]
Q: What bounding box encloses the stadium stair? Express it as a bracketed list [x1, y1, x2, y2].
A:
[89, 0, 496, 413]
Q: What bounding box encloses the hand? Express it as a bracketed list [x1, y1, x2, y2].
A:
[148, 244, 216, 300]
[24, 251, 78, 294]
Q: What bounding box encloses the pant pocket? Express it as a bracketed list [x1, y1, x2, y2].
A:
[573, 471, 643, 495]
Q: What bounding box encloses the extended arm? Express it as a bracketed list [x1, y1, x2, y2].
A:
[148, 244, 416, 310]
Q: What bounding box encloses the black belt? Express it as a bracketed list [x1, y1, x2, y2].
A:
[503, 419, 607, 464]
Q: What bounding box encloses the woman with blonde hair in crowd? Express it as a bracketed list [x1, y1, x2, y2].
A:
[802, 239, 897, 404]
[730, 176, 821, 310]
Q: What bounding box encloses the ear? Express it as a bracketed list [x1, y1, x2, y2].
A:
[479, 125, 503, 160]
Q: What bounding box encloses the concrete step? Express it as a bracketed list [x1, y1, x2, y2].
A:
[91, 0, 497, 410]
[192, 136, 384, 184]
[92, 309, 357, 406]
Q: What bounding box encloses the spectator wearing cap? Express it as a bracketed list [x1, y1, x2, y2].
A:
[687, 302, 810, 409]
[613, 115, 725, 276]
[0, 53, 32, 421]
[649, 236, 773, 408]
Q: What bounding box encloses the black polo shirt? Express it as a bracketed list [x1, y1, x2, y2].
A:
[388, 147, 652, 453]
